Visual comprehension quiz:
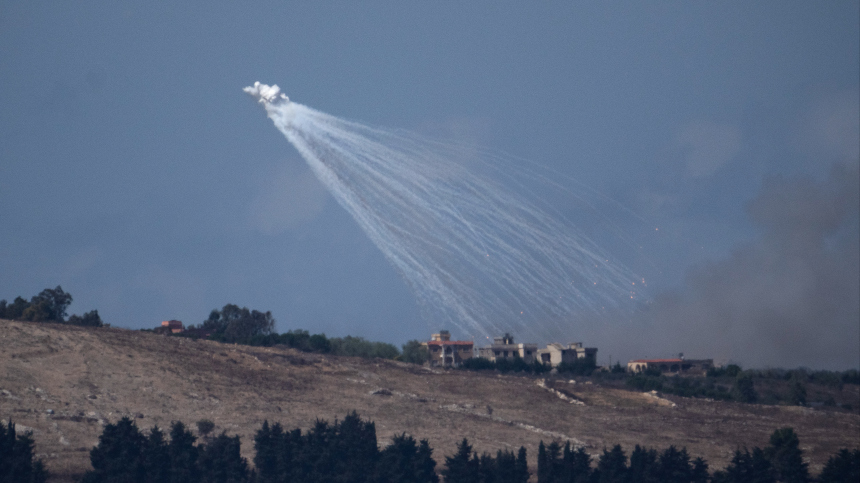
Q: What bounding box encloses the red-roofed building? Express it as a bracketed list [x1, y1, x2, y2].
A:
[628, 357, 713, 374]
[422, 330, 474, 367]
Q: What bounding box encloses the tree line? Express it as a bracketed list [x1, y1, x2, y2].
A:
[7, 411, 855, 483]
[170, 304, 429, 363]
[0, 286, 103, 327]
[531, 427, 860, 483]
[622, 364, 858, 410]
[75, 412, 442, 483]
[461, 357, 856, 411]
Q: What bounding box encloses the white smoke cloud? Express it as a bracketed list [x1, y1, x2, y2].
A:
[243, 81, 289, 104]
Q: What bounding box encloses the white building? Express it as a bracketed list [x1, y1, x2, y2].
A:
[536, 342, 597, 367]
[476, 333, 538, 363]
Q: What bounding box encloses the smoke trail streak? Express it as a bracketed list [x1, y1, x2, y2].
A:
[245, 83, 644, 340]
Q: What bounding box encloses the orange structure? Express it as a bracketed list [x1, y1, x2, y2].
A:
[160, 320, 184, 334]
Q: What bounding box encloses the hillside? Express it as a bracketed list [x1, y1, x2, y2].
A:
[1, 320, 857, 482]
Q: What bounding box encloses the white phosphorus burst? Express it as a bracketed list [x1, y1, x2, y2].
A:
[246, 83, 645, 341]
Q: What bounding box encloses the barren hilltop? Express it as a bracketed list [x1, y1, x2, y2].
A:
[1, 320, 857, 482]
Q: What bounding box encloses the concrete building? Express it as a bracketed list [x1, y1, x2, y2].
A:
[476, 333, 538, 364]
[536, 342, 597, 367]
[627, 357, 713, 375]
[423, 330, 474, 367]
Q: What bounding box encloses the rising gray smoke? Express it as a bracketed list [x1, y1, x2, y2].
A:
[641, 162, 859, 369]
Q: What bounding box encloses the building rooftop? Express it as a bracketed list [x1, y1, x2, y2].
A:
[630, 358, 684, 363]
[426, 340, 473, 346]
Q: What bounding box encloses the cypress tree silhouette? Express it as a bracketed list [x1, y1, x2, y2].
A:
[657, 446, 693, 483]
[141, 426, 169, 483]
[819, 449, 860, 483]
[691, 457, 709, 483]
[628, 445, 659, 483]
[714, 447, 775, 483]
[416, 439, 440, 483]
[83, 417, 146, 483]
[168, 421, 200, 483]
[594, 445, 627, 483]
[197, 432, 249, 483]
[442, 438, 480, 483]
[764, 428, 809, 483]
[537, 441, 548, 483]
[515, 447, 529, 483]
[0, 419, 48, 483]
[376, 433, 438, 483]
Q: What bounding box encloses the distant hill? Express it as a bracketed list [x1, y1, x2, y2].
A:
[1, 319, 857, 482]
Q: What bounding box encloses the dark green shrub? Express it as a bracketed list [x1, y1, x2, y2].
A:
[329, 335, 400, 359]
[203, 304, 275, 344]
[841, 369, 859, 385]
[67, 309, 103, 327]
[197, 432, 249, 483]
[460, 357, 496, 371]
[196, 420, 215, 437]
[401, 340, 430, 364]
[733, 374, 758, 403]
[376, 433, 439, 483]
[764, 428, 809, 483]
[626, 374, 664, 392]
[556, 357, 597, 376]
[788, 380, 807, 406]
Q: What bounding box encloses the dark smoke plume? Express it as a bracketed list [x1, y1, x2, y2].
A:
[641, 163, 859, 369]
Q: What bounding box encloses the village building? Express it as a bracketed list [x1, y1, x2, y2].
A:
[627, 357, 713, 375]
[476, 333, 538, 364]
[422, 330, 474, 367]
[159, 320, 184, 334]
[536, 342, 597, 367]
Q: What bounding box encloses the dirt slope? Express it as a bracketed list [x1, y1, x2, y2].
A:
[1, 320, 858, 481]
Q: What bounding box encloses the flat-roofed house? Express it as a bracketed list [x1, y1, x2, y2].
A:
[422, 330, 474, 367]
[537, 342, 597, 367]
[476, 333, 538, 364]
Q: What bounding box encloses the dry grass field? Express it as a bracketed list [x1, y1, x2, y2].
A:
[1, 319, 857, 482]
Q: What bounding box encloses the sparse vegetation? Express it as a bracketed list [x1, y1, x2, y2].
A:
[174, 306, 405, 362]
[329, 335, 400, 359]
[401, 339, 430, 364]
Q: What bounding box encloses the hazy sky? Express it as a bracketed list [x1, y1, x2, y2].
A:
[2, 2, 857, 369]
